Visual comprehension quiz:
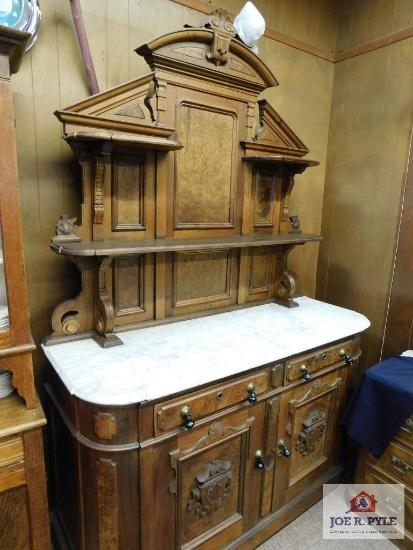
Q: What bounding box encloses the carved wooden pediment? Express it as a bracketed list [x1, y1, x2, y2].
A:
[135, 9, 277, 95]
[242, 99, 310, 158]
[54, 72, 178, 145]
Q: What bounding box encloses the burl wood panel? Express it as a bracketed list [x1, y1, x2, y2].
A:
[112, 155, 146, 231]
[113, 254, 155, 325]
[171, 249, 236, 311]
[175, 101, 236, 228]
[253, 169, 279, 229]
[249, 247, 273, 295]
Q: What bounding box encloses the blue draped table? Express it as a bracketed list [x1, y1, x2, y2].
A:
[340, 355, 413, 458]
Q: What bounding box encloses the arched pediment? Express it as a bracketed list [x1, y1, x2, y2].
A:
[136, 9, 278, 97]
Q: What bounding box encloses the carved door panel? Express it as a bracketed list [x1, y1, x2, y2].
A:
[166, 405, 264, 549]
[275, 369, 349, 505]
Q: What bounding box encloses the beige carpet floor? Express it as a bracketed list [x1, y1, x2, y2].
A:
[256, 500, 398, 549]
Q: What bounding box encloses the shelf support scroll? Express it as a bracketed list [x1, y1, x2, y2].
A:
[93, 256, 122, 348]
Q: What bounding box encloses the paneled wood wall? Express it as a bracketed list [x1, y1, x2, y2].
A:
[9, 0, 413, 392]
[316, 1, 413, 370]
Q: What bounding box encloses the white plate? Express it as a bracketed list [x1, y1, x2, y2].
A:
[0, 306, 8, 319]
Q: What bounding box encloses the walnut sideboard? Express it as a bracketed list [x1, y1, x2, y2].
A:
[44, 296, 369, 550]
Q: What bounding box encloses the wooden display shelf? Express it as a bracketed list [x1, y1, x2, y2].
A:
[50, 232, 322, 257]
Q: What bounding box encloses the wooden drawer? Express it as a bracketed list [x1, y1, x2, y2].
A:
[396, 414, 413, 447]
[284, 337, 358, 384]
[367, 440, 413, 489]
[154, 370, 270, 435]
[358, 465, 412, 544]
[0, 435, 24, 470]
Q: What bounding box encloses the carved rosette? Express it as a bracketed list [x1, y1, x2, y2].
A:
[187, 459, 233, 518]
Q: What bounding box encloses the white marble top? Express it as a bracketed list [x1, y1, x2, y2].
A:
[42, 297, 370, 406]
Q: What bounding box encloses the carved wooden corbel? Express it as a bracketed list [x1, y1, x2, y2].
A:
[46, 256, 95, 343]
[94, 256, 122, 347]
[275, 244, 298, 307]
[281, 170, 295, 231]
[93, 142, 114, 238]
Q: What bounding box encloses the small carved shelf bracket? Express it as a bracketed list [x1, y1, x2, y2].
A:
[275, 244, 298, 308]
[93, 143, 114, 237]
[94, 256, 122, 348]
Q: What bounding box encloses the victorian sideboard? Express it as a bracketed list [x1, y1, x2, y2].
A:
[43, 10, 370, 549]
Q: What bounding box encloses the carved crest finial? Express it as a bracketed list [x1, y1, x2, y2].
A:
[202, 9, 236, 66]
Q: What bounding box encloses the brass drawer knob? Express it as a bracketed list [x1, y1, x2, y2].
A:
[246, 382, 257, 404]
[340, 349, 353, 365]
[255, 450, 265, 470]
[180, 406, 195, 430]
[300, 364, 311, 381]
[278, 439, 291, 458]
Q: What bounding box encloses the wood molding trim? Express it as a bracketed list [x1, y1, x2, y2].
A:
[170, 0, 413, 63]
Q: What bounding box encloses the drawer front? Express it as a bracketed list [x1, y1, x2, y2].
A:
[154, 370, 269, 435]
[285, 337, 359, 384]
[396, 414, 413, 446]
[368, 440, 413, 489]
[0, 435, 24, 469]
[360, 465, 412, 542]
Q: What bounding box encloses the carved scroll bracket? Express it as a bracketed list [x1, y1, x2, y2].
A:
[45, 256, 95, 344]
[94, 256, 122, 348]
[275, 244, 298, 308]
[281, 171, 295, 230]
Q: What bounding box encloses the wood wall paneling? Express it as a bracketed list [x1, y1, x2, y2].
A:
[317, 34, 413, 367]
[382, 131, 413, 357]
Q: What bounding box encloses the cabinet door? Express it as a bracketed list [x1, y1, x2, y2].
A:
[275, 368, 349, 506]
[141, 404, 265, 550]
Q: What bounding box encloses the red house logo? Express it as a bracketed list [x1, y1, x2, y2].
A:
[347, 491, 377, 513]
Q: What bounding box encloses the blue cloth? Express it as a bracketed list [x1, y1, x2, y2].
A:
[340, 356, 413, 458]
